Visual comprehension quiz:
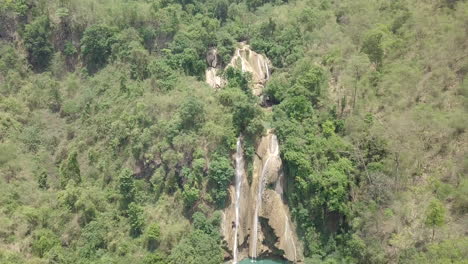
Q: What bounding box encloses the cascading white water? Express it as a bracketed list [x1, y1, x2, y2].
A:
[233, 137, 244, 264]
[284, 215, 297, 262]
[264, 59, 269, 80]
[257, 57, 264, 80]
[238, 49, 246, 72]
[251, 134, 279, 261]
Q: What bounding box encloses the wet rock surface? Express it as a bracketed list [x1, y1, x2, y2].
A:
[208, 43, 302, 263]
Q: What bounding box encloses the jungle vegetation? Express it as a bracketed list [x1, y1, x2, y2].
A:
[0, 0, 467, 263]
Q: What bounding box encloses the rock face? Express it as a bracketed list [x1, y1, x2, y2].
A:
[228, 43, 271, 96]
[205, 43, 271, 95]
[207, 47, 219, 67]
[205, 48, 225, 89]
[249, 132, 301, 262]
[208, 43, 302, 263]
[205, 67, 225, 89]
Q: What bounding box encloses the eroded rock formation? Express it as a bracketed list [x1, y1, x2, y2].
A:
[205, 43, 271, 95]
[228, 43, 271, 96]
[208, 43, 302, 263]
[205, 48, 225, 89]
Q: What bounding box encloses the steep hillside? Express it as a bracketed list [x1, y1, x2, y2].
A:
[0, 0, 467, 263]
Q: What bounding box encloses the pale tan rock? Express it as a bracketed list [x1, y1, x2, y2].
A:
[208, 43, 302, 263]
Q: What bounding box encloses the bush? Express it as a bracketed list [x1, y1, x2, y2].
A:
[128, 202, 144, 237]
[81, 24, 117, 73]
[146, 223, 161, 251]
[208, 155, 234, 206]
[31, 229, 60, 257]
[59, 150, 81, 188]
[23, 16, 53, 71]
[169, 230, 223, 264]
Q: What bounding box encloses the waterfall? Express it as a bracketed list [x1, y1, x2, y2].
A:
[216, 44, 301, 263]
[284, 215, 297, 262]
[251, 134, 279, 260]
[238, 49, 246, 72]
[233, 137, 244, 264]
[264, 59, 269, 80]
[257, 57, 264, 81]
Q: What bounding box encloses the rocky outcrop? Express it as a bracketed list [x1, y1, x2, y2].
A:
[228, 43, 271, 96]
[205, 43, 271, 95]
[249, 132, 301, 262]
[207, 47, 219, 67]
[205, 48, 225, 89]
[207, 43, 302, 263]
[205, 67, 225, 89]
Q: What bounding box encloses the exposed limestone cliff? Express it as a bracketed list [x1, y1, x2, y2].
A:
[205, 43, 271, 95]
[228, 43, 271, 96]
[250, 132, 302, 262]
[208, 43, 302, 263]
[205, 67, 225, 89]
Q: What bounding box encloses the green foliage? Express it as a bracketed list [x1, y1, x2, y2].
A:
[128, 202, 144, 237]
[182, 185, 200, 208]
[112, 28, 150, 80]
[192, 211, 221, 236]
[292, 65, 326, 103]
[36, 169, 48, 189]
[208, 155, 234, 206]
[406, 238, 468, 264]
[178, 97, 206, 130]
[81, 24, 117, 72]
[146, 223, 161, 251]
[168, 230, 223, 264]
[63, 42, 77, 57]
[361, 29, 384, 68]
[142, 253, 168, 264]
[59, 150, 81, 188]
[279, 96, 314, 121]
[425, 199, 446, 239]
[78, 220, 108, 259]
[23, 16, 53, 71]
[119, 168, 136, 208]
[0, 0, 466, 263]
[31, 229, 60, 258]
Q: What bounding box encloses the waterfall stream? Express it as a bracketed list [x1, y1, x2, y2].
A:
[233, 137, 245, 264]
[251, 135, 279, 260]
[208, 43, 300, 263]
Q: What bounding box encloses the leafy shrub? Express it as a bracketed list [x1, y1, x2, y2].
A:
[31, 229, 60, 257]
[23, 16, 53, 71]
[81, 24, 117, 73]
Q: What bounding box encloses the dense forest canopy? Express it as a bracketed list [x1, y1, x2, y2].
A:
[0, 0, 467, 263]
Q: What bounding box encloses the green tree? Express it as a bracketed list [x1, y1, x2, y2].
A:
[214, 0, 229, 22]
[361, 30, 384, 68]
[31, 229, 60, 258]
[425, 199, 446, 240]
[182, 185, 200, 208]
[279, 96, 314, 121]
[146, 223, 161, 251]
[169, 230, 223, 264]
[178, 97, 206, 130]
[78, 220, 107, 258]
[292, 65, 326, 104]
[128, 202, 144, 237]
[119, 168, 136, 208]
[23, 16, 53, 71]
[208, 155, 234, 206]
[143, 253, 168, 264]
[37, 169, 48, 189]
[192, 211, 220, 236]
[81, 24, 117, 72]
[59, 150, 81, 188]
